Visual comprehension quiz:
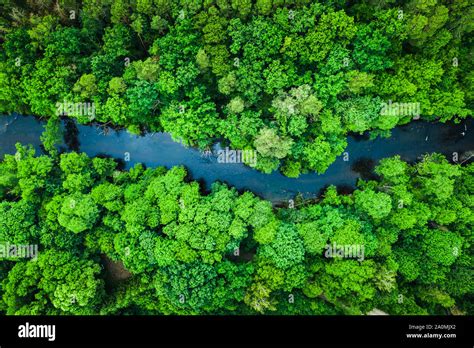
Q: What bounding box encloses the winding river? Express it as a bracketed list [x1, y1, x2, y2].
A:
[1, 114, 472, 203]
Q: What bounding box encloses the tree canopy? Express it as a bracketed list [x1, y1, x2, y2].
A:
[0, 148, 472, 315]
[1, 0, 471, 176]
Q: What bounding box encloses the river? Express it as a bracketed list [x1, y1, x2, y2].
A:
[0, 114, 472, 203]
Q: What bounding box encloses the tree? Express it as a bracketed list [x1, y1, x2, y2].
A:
[354, 189, 392, 220]
[37, 250, 105, 314]
[2, 250, 104, 314]
[254, 128, 293, 159]
[258, 223, 305, 270]
[319, 260, 377, 312]
[40, 116, 62, 155]
[73, 74, 98, 99]
[0, 201, 39, 246]
[58, 194, 100, 233]
[227, 96, 245, 114]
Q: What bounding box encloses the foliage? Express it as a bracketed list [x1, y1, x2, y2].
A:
[1, 1, 471, 176]
[0, 148, 471, 315]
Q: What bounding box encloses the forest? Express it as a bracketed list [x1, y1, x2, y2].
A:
[0, 146, 472, 315]
[0, 0, 472, 317]
[0, 0, 472, 175]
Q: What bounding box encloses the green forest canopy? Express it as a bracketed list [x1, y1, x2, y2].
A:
[1, 0, 472, 176]
[0, 146, 472, 315]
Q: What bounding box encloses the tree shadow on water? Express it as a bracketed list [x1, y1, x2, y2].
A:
[351, 158, 380, 181]
[63, 118, 80, 152]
